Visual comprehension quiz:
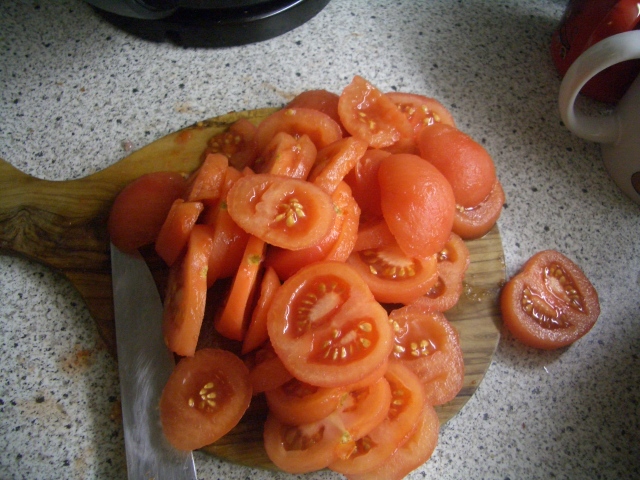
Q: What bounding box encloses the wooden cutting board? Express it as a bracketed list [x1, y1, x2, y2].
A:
[0, 108, 505, 470]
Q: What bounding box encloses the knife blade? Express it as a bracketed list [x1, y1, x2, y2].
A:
[110, 243, 198, 480]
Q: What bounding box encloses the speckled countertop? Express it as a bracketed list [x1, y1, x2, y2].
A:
[1, 0, 638, 479]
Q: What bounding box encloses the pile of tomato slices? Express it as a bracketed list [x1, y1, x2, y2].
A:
[108, 75, 505, 478]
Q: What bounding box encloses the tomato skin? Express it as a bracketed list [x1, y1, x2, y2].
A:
[267, 261, 393, 388]
[453, 180, 505, 240]
[338, 76, 413, 149]
[159, 348, 252, 451]
[108, 171, 187, 253]
[418, 123, 496, 209]
[378, 153, 455, 259]
[501, 250, 600, 350]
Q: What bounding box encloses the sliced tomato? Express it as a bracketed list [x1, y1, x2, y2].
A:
[214, 235, 265, 341]
[242, 266, 280, 355]
[108, 171, 187, 253]
[162, 224, 214, 357]
[378, 153, 455, 258]
[254, 107, 343, 153]
[453, 179, 505, 240]
[246, 342, 294, 394]
[328, 361, 426, 475]
[347, 402, 440, 480]
[255, 132, 317, 179]
[308, 137, 368, 194]
[226, 173, 336, 250]
[159, 348, 252, 451]
[205, 118, 258, 170]
[265, 377, 346, 426]
[286, 89, 345, 134]
[335, 376, 391, 441]
[352, 218, 395, 252]
[154, 199, 204, 266]
[501, 250, 600, 350]
[265, 181, 360, 280]
[338, 76, 413, 149]
[267, 261, 393, 388]
[418, 123, 496, 209]
[386, 91, 456, 135]
[344, 148, 390, 221]
[347, 242, 438, 305]
[183, 152, 228, 203]
[389, 304, 464, 406]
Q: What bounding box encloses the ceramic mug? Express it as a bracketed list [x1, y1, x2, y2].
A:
[559, 30, 640, 205]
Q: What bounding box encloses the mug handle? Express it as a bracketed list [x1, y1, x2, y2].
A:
[558, 30, 640, 144]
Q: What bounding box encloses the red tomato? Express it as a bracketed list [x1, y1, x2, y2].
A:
[108, 171, 187, 253]
[255, 132, 317, 178]
[336, 376, 392, 441]
[378, 153, 455, 258]
[183, 152, 228, 203]
[159, 348, 252, 451]
[162, 225, 214, 357]
[344, 148, 390, 221]
[348, 402, 440, 480]
[347, 242, 438, 305]
[418, 123, 496, 209]
[241, 266, 280, 355]
[286, 89, 345, 134]
[226, 173, 336, 251]
[245, 342, 294, 394]
[501, 250, 600, 350]
[453, 179, 505, 240]
[328, 361, 426, 475]
[267, 261, 393, 388]
[154, 199, 204, 266]
[389, 304, 464, 405]
[352, 218, 396, 252]
[254, 107, 343, 153]
[308, 136, 368, 194]
[205, 118, 258, 170]
[386, 91, 456, 134]
[338, 76, 413, 149]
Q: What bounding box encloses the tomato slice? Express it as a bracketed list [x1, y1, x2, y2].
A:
[500, 250, 600, 350]
[162, 224, 214, 357]
[241, 266, 280, 355]
[386, 91, 456, 135]
[347, 242, 438, 305]
[389, 304, 464, 406]
[246, 342, 294, 394]
[159, 348, 252, 451]
[378, 153, 455, 259]
[108, 171, 187, 253]
[347, 402, 440, 480]
[344, 148, 390, 222]
[352, 218, 395, 252]
[453, 179, 505, 240]
[265, 181, 360, 280]
[418, 123, 496, 209]
[255, 107, 343, 153]
[336, 376, 391, 441]
[267, 261, 393, 388]
[338, 76, 413, 149]
[286, 89, 345, 134]
[265, 377, 346, 426]
[226, 173, 336, 251]
[255, 132, 317, 179]
[308, 137, 368, 194]
[205, 118, 258, 170]
[328, 361, 426, 475]
[154, 199, 204, 266]
[183, 152, 228, 203]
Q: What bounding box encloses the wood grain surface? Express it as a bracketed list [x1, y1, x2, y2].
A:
[0, 108, 505, 470]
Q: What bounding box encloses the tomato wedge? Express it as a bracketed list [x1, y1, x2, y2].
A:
[308, 136, 368, 194]
[501, 250, 600, 350]
[205, 118, 258, 170]
[389, 304, 464, 405]
[338, 75, 413, 149]
[267, 261, 393, 388]
[154, 199, 204, 266]
[226, 173, 336, 251]
[453, 179, 505, 240]
[159, 348, 252, 451]
[162, 224, 214, 357]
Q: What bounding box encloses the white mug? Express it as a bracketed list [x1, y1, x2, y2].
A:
[558, 30, 640, 205]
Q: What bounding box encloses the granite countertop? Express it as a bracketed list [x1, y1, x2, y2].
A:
[1, 1, 638, 479]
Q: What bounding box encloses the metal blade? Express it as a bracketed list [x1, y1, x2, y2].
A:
[111, 243, 197, 480]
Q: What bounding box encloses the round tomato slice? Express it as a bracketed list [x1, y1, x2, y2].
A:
[205, 118, 258, 170]
[226, 173, 336, 250]
[108, 171, 187, 253]
[267, 261, 393, 388]
[286, 89, 345, 134]
[245, 342, 294, 394]
[347, 242, 438, 305]
[389, 304, 464, 406]
[159, 348, 252, 451]
[255, 132, 317, 179]
[308, 136, 368, 194]
[386, 91, 456, 135]
[338, 75, 413, 149]
[328, 361, 426, 475]
[501, 250, 600, 350]
[378, 154, 455, 258]
[453, 179, 505, 240]
[336, 376, 392, 441]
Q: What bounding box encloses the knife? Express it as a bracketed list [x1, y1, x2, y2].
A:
[111, 243, 198, 480]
